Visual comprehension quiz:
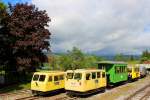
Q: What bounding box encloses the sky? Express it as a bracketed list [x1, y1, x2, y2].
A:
[3, 0, 150, 55]
[3, 0, 30, 4]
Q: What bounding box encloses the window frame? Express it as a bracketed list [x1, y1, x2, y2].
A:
[92, 72, 96, 79]
[33, 74, 39, 81]
[59, 75, 64, 80]
[66, 73, 74, 79]
[102, 72, 105, 78]
[74, 73, 82, 80]
[39, 75, 46, 82]
[48, 76, 52, 82]
[86, 73, 91, 80]
[97, 72, 101, 78]
[54, 76, 59, 81]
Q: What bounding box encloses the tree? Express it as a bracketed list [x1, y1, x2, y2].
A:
[59, 54, 72, 70]
[48, 55, 59, 70]
[0, 3, 51, 76]
[141, 50, 150, 62]
[68, 47, 86, 69]
[0, 1, 6, 10]
[0, 1, 11, 68]
[114, 53, 125, 61]
[0, 1, 18, 84]
[129, 55, 134, 61]
[7, 3, 51, 72]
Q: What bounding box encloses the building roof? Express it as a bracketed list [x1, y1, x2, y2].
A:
[143, 60, 150, 64]
[96, 61, 127, 64]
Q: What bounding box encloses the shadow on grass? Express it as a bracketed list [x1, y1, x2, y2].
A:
[41, 89, 66, 97]
[106, 81, 128, 90]
[0, 81, 31, 94]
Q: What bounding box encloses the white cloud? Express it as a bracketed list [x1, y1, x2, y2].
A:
[32, 0, 150, 54]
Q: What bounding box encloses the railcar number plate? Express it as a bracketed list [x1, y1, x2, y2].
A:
[54, 81, 60, 85]
[71, 82, 79, 87]
[95, 80, 98, 83]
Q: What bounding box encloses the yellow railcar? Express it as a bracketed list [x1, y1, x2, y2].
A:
[65, 69, 107, 96]
[31, 71, 65, 95]
[127, 64, 140, 81]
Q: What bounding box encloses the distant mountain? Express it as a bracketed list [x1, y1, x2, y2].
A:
[100, 54, 141, 61]
[45, 51, 141, 61]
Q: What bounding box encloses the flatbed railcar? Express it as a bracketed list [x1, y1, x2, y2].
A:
[139, 65, 147, 78]
[31, 71, 65, 95]
[97, 61, 128, 85]
[65, 69, 107, 96]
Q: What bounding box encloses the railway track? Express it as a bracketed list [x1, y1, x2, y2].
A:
[14, 94, 78, 100]
[126, 84, 150, 100]
[15, 95, 41, 100]
[55, 96, 79, 100]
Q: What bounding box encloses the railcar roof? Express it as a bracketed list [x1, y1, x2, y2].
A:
[66, 69, 105, 73]
[96, 61, 127, 64]
[34, 71, 65, 75]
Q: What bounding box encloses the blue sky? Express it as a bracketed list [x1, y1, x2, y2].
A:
[2, 0, 30, 4]
[2, 0, 150, 55]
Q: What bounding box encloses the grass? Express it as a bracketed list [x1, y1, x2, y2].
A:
[0, 82, 31, 93]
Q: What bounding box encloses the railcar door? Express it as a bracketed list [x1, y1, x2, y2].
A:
[37, 74, 47, 91]
[96, 72, 101, 88]
[92, 72, 99, 89]
[85, 73, 93, 91]
[101, 72, 106, 87]
[53, 75, 60, 89]
[46, 75, 54, 91]
[58, 74, 65, 89]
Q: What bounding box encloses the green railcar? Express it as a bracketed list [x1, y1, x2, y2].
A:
[97, 61, 128, 85]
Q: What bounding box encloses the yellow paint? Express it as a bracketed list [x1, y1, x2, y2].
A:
[65, 69, 106, 92]
[31, 71, 65, 92]
[128, 64, 140, 79]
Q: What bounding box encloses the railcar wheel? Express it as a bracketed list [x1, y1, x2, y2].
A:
[32, 90, 37, 96]
[66, 92, 74, 97]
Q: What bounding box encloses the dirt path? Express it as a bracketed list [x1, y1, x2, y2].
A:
[86, 76, 150, 100]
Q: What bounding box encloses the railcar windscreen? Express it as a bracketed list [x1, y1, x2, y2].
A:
[39, 75, 46, 82]
[33, 74, 39, 81]
[74, 73, 82, 80]
[67, 73, 74, 79]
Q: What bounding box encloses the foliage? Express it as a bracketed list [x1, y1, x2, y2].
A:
[0, 1, 12, 70]
[47, 47, 103, 71]
[114, 53, 125, 61]
[140, 50, 150, 62]
[67, 47, 85, 69]
[6, 3, 51, 72]
[0, 0, 6, 10]
[0, 3, 51, 84]
[48, 55, 60, 70]
[114, 53, 139, 62]
[59, 54, 72, 70]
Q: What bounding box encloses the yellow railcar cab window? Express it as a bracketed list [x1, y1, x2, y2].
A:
[74, 73, 82, 80]
[48, 76, 52, 82]
[102, 72, 105, 78]
[67, 73, 73, 79]
[92, 72, 96, 79]
[33, 74, 39, 81]
[59, 75, 64, 80]
[54, 76, 59, 81]
[86, 73, 91, 80]
[97, 72, 101, 78]
[39, 75, 46, 82]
